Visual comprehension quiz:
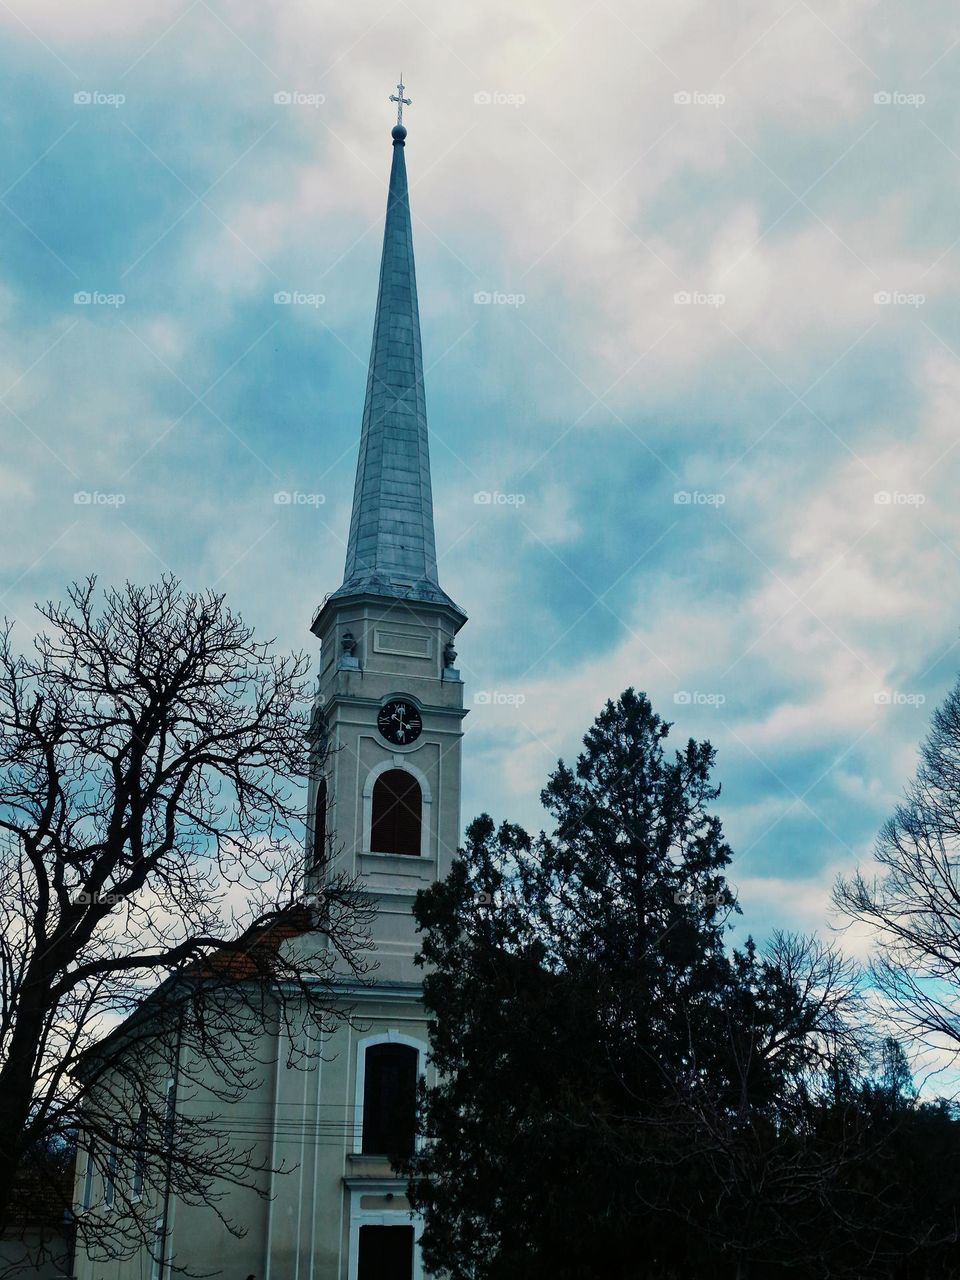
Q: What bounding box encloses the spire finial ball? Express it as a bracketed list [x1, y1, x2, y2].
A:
[392, 123, 407, 143]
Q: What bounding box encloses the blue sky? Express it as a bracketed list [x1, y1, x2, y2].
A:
[2, 0, 959, 953]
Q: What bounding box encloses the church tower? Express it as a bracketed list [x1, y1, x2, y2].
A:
[308, 109, 467, 975]
[302, 99, 467, 1280]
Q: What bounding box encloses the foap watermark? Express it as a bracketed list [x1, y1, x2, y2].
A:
[474, 490, 526, 506]
[674, 290, 725, 308]
[274, 490, 325, 506]
[74, 90, 125, 108]
[674, 490, 725, 506]
[874, 90, 925, 108]
[274, 90, 325, 107]
[471, 889, 525, 908]
[674, 90, 726, 108]
[74, 491, 125, 507]
[674, 690, 726, 708]
[874, 490, 925, 506]
[274, 290, 325, 308]
[874, 690, 926, 707]
[71, 890, 124, 906]
[474, 290, 526, 307]
[674, 886, 735, 910]
[474, 690, 526, 707]
[874, 290, 925, 307]
[474, 90, 526, 107]
[74, 291, 125, 308]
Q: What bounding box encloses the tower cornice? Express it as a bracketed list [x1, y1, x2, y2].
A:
[311, 583, 467, 639]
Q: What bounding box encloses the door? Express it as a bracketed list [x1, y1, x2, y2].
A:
[356, 1224, 415, 1280]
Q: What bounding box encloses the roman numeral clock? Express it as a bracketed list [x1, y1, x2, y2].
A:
[377, 697, 423, 745]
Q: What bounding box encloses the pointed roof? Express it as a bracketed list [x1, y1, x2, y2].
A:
[329, 123, 464, 622]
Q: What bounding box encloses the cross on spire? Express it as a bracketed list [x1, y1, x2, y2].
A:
[390, 75, 411, 126]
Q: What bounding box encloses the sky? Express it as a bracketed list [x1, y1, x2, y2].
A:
[1, 0, 958, 954]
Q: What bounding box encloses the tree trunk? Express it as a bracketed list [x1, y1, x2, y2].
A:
[0, 996, 48, 1227]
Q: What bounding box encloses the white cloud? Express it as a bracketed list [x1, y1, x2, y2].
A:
[3, 0, 960, 966]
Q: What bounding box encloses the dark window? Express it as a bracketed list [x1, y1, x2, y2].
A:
[357, 1225, 414, 1280]
[312, 778, 327, 867]
[81, 1140, 97, 1211]
[370, 771, 421, 856]
[132, 1106, 147, 1199]
[361, 1042, 418, 1157]
[162, 1078, 176, 1150]
[105, 1122, 119, 1207]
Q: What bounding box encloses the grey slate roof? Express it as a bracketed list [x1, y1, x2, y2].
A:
[331, 127, 464, 619]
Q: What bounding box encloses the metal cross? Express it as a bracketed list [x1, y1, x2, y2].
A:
[390, 76, 411, 126]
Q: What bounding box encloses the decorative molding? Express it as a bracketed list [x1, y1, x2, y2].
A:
[352, 1030, 429, 1156]
[317, 692, 468, 720]
[373, 628, 432, 659]
[361, 757, 433, 858]
[361, 756, 432, 803]
[346, 1184, 424, 1280]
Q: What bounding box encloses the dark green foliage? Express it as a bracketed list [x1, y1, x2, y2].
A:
[405, 690, 960, 1280]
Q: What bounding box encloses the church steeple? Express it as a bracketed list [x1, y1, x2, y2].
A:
[301, 103, 468, 1280]
[326, 110, 464, 623]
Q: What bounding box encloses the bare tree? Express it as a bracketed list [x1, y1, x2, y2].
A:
[0, 577, 369, 1274]
[671, 933, 877, 1279]
[836, 676, 960, 1059]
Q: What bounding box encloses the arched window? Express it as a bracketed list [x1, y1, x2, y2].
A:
[311, 778, 327, 867]
[361, 1042, 418, 1157]
[370, 770, 421, 856]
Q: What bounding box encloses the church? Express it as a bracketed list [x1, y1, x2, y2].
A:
[73, 95, 467, 1280]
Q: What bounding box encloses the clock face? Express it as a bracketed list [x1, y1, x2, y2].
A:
[377, 698, 423, 746]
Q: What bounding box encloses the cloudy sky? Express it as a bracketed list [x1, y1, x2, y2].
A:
[2, 0, 958, 949]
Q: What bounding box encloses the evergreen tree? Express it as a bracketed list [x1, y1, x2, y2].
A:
[406, 690, 960, 1280]
[877, 1036, 917, 1110]
[408, 691, 750, 1278]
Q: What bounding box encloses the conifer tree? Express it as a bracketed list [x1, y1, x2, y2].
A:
[406, 690, 960, 1280]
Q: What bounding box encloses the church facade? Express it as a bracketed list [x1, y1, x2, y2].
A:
[73, 113, 467, 1280]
